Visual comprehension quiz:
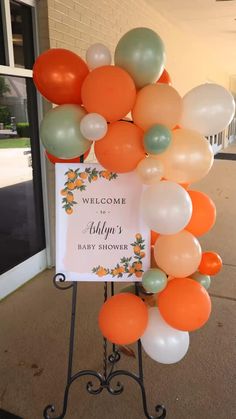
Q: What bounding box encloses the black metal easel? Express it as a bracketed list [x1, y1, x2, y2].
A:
[43, 153, 166, 418]
[43, 274, 166, 419]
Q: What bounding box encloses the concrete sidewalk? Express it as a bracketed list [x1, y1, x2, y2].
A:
[0, 153, 236, 419]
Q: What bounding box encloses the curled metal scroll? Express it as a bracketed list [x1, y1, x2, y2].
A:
[53, 273, 74, 290]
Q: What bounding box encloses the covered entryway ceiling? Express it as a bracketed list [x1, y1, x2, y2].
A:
[147, 0, 236, 79]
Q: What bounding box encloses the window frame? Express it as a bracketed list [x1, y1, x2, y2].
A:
[0, 0, 51, 295]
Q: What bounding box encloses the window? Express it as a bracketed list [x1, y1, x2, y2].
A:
[0, 0, 47, 293]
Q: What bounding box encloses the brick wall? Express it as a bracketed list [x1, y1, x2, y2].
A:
[45, 0, 229, 93]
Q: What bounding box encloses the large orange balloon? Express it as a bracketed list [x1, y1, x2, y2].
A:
[81, 65, 136, 122]
[198, 252, 222, 275]
[156, 69, 172, 85]
[186, 190, 216, 236]
[46, 147, 91, 164]
[158, 278, 211, 331]
[132, 84, 182, 131]
[33, 49, 89, 105]
[151, 230, 160, 246]
[94, 121, 145, 173]
[98, 293, 148, 344]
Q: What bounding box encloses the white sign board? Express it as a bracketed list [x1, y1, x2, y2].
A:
[56, 163, 150, 281]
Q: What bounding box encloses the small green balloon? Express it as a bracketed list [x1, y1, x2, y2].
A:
[191, 272, 211, 290]
[40, 104, 92, 158]
[144, 124, 172, 154]
[142, 269, 167, 293]
[114, 27, 165, 89]
[120, 284, 136, 294]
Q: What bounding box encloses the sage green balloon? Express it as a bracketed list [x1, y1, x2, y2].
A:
[144, 124, 172, 154]
[191, 272, 211, 290]
[114, 27, 165, 89]
[142, 269, 167, 293]
[40, 104, 92, 158]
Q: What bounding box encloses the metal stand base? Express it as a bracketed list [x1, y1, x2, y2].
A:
[43, 274, 166, 419]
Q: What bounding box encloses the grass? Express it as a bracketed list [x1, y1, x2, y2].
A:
[0, 138, 30, 149]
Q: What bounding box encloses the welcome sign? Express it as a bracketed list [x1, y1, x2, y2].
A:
[56, 163, 150, 281]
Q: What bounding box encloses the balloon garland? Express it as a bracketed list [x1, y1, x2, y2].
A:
[33, 27, 233, 365]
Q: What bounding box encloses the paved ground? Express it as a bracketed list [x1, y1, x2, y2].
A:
[0, 149, 32, 188]
[0, 149, 236, 419]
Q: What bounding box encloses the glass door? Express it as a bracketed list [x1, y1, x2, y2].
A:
[0, 0, 48, 299]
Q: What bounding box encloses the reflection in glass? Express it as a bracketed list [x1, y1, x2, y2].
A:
[0, 3, 6, 65]
[10, 0, 34, 69]
[0, 75, 45, 274]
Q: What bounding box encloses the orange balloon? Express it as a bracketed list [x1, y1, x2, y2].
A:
[46, 147, 91, 164]
[186, 190, 216, 237]
[33, 49, 89, 105]
[198, 252, 222, 275]
[132, 84, 182, 131]
[81, 65, 136, 122]
[98, 293, 148, 344]
[151, 230, 160, 246]
[94, 121, 145, 173]
[156, 69, 172, 85]
[158, 278, 211, 331]
[180, 183, 190, 190]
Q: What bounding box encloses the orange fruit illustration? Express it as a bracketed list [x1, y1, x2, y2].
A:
[66, 207, 73, 215]
[135, 271, 142, 278]
[80, 172, 88, 179]
[129, 267, 135, 274]
[67, 171, 76, 180]
[134, 262, 142, 270]
[60, 189, 67, 196]
[135, 233, 142, 240]
[92, 175, 98, 181]
[134, 245, 141, 254]
[97, 267, 107, 277]
[76, 179, 84, 187]
[101, 170, 110, 178]
[66, 194, 74, 202]
[117, 267, 125, 274]
[140, 252, 146, 258]
[67, 182, 76, 190]
[112, 269, 118, 276]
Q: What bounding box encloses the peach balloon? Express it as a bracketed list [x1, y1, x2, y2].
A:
[154, 231, 202, 278]
[132, 84, 182, 131]
[151, 246, 158, 268]
[156, 128, 214, 183]
[136, 156, 163, 184]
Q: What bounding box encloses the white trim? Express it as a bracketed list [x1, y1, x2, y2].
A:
[17, 0, 36, 7]
[2, 0, 14, 67]
[0, 250, 47, 300]
[0, 65, 32, 77]
[38, 104, 52, 267]
[33, 5, 52, 266]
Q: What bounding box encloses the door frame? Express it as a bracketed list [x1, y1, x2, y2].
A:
[0, 0, 51, 299]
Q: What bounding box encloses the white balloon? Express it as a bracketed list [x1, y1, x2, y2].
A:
[181, 83, 235, 136]
[80, 113, 108, 141]
[141, 181, 192, 234]
[86, 43, 112, 70]
[141, 308, 189, 364]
